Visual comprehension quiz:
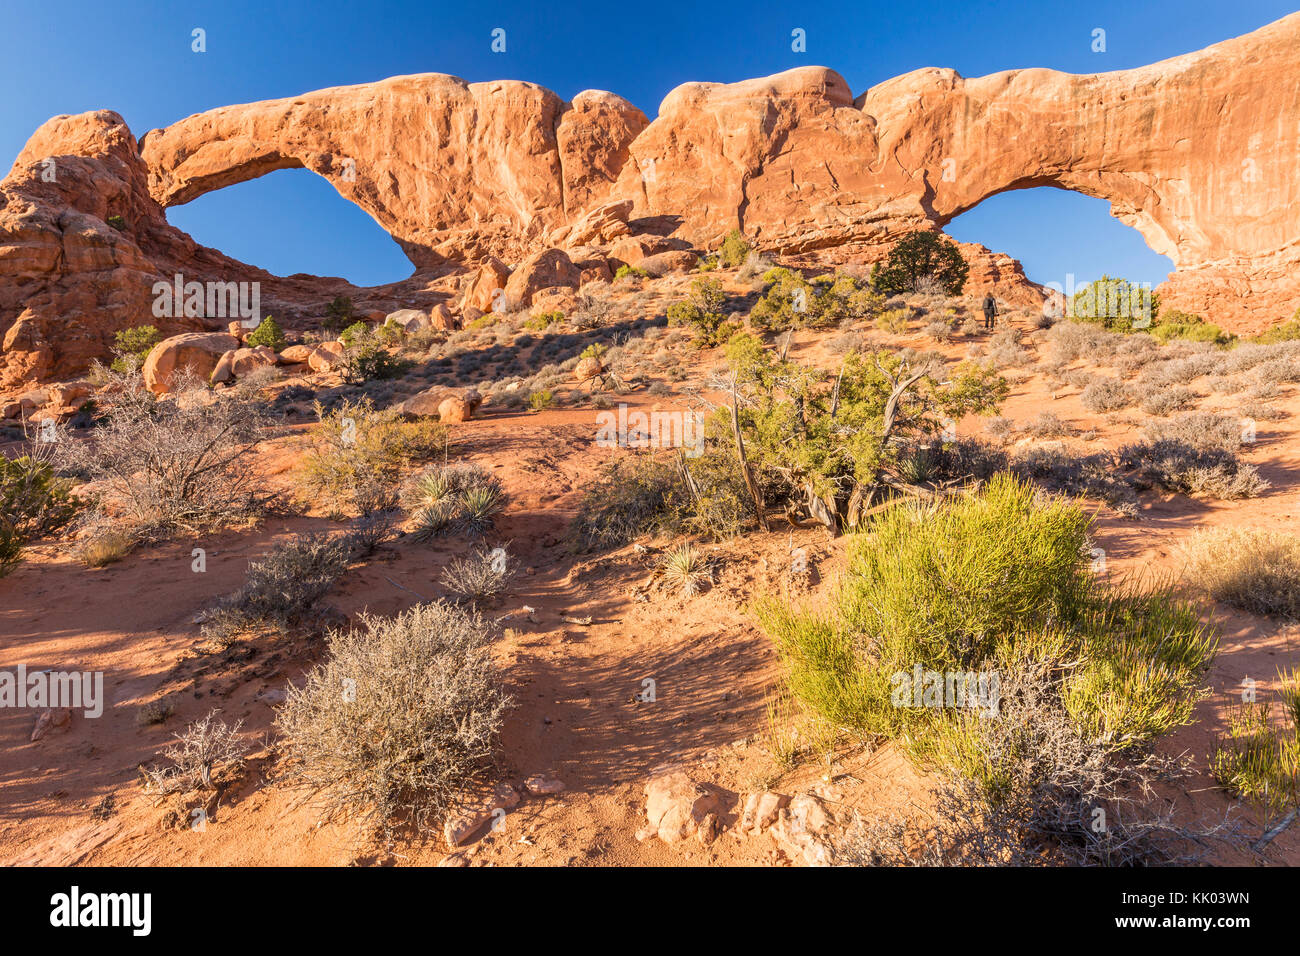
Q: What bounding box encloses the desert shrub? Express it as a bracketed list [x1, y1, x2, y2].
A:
[737, 250, 776, 282]
[667, 278, 736, 347]
[524, 310, 563, 331]
[750, 269, 882, 333]
[0, 520, 20, 578]
[875, 307, 910, 335]
[614, 264, 650, 281]
[1178, 528, 1300, 619]
[1079, 376, 1133, 412]
[441, 544, 515, 604]
[297, 398, 447, 514]
[1138, 411, 1243, 452]
[111, 324, 162, 372]
[1150, 311, 1233, 346]
[1012, 447, 1137, 515]
[757, 476, 1216, 785]
[202, 532, 352, 640]
[1240, 401, 1286, 421]
[1248, 315, 1300, 345]
[74, 523, 137, 568]
[1020, 411, 1072, 439]
[142, 710, 248, 797]
[323, 295, 355, 333]
[1, 448, 78, 539]
[276, 602, 510, 837]
[984, 416, 1014, 442]
[568, 451, 750, 552]
[716, 228, 754, 269]
[725, 332, 1007, 532]
[245, 316, 287, 351]
[1138, 384, 1196, 416]
[1252, 357, 1300, 385]
[56, 370, 263, 535]
[405, 463, 506, 539]
[986, 329, 1030, 367]
[872, 231, 969, 296]
[924, 320, 954, 342]
[839, 660, 1239, 866]
[1046, 321, 1119, 362]
[528, 389, 554, 411]
[1119, 439, 1267, 500]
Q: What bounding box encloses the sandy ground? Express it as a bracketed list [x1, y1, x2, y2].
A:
[3, 291, 1299, 867]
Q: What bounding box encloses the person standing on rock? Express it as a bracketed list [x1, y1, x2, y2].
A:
[982, 293, 999, 331]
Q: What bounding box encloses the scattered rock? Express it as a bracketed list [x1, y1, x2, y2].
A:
[142, 332, 240, 394]
[525, 774, 566, 795]
[643, 767, 731, 844]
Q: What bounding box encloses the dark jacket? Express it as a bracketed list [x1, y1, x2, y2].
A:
[982, 295, 997, 316]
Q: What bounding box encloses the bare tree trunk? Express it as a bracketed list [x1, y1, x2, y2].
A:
[730, 374, 769, 531]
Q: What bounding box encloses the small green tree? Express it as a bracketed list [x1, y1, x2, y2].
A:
[111, 325, 162, 372]
[323, 295, 355, 333]
[750, 268, 883, 332]
[245, 316, 287, 352]
[873, 231, 969, 296]
[724, 332, 1007, 532]
[1070, 276, 1160, 331]
[666, 278, 736, 347]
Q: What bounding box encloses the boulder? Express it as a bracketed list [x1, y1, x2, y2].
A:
[574, 355, 604, 384]
[279, 344, 316, 363]
[639, 251, 699, 277]
[386, 308, 430, 333]
[642, 768, 731, 844]
[429, 303, 456, 331]
[462, 257, 512, 313]
[531, 287, 579, 316]
[503, 249, 581, 310]
[230, 346, 277, 377]
[143, 332, 240, 394]
[399, 387, 483, 421]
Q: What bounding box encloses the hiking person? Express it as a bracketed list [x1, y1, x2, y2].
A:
[982, 293, 998, 331]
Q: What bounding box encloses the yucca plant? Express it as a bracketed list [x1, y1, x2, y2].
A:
[661, 542, 712, 597]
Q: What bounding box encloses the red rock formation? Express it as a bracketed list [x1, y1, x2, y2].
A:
[4, 13, 1298, 383]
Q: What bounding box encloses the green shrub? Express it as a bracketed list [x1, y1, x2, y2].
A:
[750, 269, 882, 333]
[524, 310, 563, 331]
[111, 325, 162, 372]
[0, 519, 21, 578]
[667, 278, 736, 347]
[1, 452, 78, 539]
[1248, 312, 1300, 345]
[297, 399, 447, 514]
[757, 476, 1217, 791]
[339, 321, 370, 346]
[716, 228, 753, 269]
[872, 232, 969, 296]
[245, 316, 287, 351]
[1150, 310, 1233, 346]
[614, 264, 650, 281]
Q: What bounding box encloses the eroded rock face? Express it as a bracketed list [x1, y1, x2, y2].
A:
[4, 13, 1298, 385]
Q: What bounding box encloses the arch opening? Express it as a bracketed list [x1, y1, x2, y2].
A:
[164, 167, 415, 288]
[943, 186, 1173, 295]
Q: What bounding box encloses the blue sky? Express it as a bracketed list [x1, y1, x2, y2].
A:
[3, 0, 1296, 287]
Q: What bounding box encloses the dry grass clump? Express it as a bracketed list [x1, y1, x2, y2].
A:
[986, 329, 1030, 367]
[276, 602, 511, 838]
[1119, 440, 1268, 500]
[1046, 321, 1119, 362]
[1013, 447, 1138, 516]
[296, 398, 448, 515]
[1178, 528, 1300, 619]
[441, 544, 516, 604]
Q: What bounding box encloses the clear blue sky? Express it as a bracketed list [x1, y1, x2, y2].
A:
[3, 0, 1295, 287]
